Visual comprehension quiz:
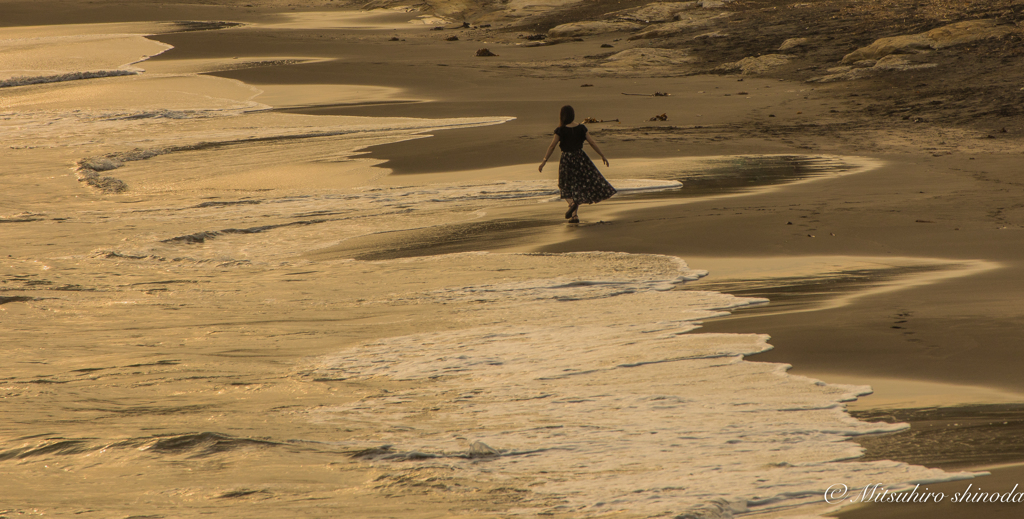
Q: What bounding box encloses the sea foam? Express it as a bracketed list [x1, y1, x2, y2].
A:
[302, 252, 974, 518]
[0, 17, 977, 519]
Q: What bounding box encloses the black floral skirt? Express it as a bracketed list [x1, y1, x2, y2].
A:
[558, 149, 617, 204]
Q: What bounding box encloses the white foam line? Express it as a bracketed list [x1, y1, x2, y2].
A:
[299, 251, 976, 518]
[123, 37, 174, 72]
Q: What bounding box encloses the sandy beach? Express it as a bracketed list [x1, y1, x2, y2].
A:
[4, 0, 1024, 517]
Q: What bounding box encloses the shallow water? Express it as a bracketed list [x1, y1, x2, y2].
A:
[851, 404, 1024, 470]
[0, 13, 978, 519]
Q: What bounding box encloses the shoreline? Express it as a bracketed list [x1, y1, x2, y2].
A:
[304, 15, 1024, 514]
[6, 1, 1024, 517]
[275, 36, 1024, 513]
[835, 463, 1024, 519]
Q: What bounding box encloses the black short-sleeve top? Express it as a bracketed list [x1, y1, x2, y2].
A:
[554, 124, 588, 152]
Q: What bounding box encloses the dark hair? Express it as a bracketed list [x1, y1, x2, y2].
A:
[559, 105, 575, 127]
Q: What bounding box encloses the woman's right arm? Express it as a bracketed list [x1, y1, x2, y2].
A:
[585, 132, 610, 167]
[539, 134, 560, 172]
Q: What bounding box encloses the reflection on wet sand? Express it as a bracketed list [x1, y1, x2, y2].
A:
[306, 217, 557, 260]
[631, 154, 862, 200]
[679, 256, 997, 317]
[3, 8, 1011, 518]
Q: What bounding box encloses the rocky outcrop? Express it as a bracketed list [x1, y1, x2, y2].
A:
[603, 48, 695, 67]
[548, 21, 644, 38]
[806, 66, 874, 83]
[871, 54, 938, 71]
[420, 0, 583, 24]
[698, 0, 736, 8]
[717, 54, 793, 75]
[627, 12, 730, 40]
[694, 31, 727, 40]
[615, 2, 697, 23]
[778, 37, 808, 51]
[807, 55, 938, 83]
[841, 19, 1016, 63]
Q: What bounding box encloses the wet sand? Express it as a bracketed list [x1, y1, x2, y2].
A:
[262, 10, 1024, 517]
[6, 1, 1024, 517]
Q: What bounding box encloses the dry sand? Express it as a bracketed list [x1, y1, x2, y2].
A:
[5, 0, 1024, 517]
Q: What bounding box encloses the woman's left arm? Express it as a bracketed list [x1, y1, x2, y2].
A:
[585, 133, 610, 167]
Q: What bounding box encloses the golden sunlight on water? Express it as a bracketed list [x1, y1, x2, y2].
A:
[0, 11, 988, 519]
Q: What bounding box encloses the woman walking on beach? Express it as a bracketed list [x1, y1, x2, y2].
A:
[539, 105, 617, 223]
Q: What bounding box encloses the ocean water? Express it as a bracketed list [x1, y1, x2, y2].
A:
[1, 13, 974, 519]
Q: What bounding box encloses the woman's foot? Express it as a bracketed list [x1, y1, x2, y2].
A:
[565, 203, 578, 219]
[568, 216, 579, 224]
